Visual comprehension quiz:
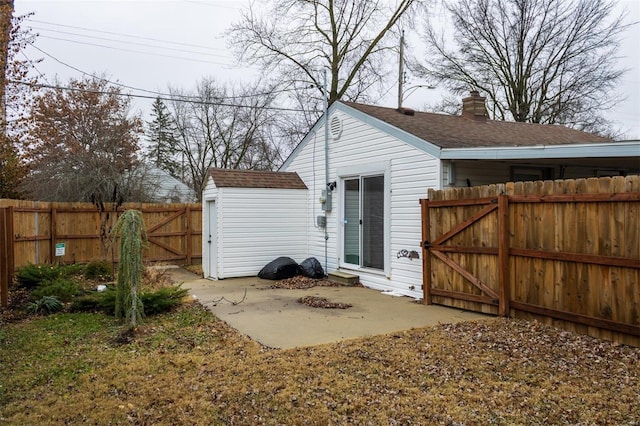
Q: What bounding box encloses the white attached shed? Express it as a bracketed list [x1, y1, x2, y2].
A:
[202, 168, 308, 279]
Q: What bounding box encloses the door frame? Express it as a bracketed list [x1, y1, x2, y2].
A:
[336, 161, 390, 275]
[206, 199, 217, 279]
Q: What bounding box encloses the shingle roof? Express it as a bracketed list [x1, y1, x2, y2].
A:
[343, 102, 611, 148]
[208, 168, 307, 189]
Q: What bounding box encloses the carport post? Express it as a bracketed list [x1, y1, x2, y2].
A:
[498, 195, 510, 316]
[420, 199, 432, 305]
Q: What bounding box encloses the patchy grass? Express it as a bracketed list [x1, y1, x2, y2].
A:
[1, 302, 639, 425]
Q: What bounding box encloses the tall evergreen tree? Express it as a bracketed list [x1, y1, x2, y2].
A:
[145, 97, 181, 179]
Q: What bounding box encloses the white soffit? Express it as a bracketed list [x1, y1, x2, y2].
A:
[440, 141, 640, 160]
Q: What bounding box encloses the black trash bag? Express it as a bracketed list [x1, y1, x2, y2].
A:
[258, 256, 299, 280]
[298, 257, 325, 279]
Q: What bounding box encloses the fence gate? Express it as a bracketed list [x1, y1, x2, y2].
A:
[420, 196, 510, 316]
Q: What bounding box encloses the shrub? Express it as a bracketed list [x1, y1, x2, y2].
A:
[94, 285, 187, 316]
[68, 291, 112, 313]
[33, 278, 80, 303]
[141, 286, 189, 315]
[68, 295, 100, 313]
[15, 263, 83, 289]
[84, 260, 114, 281]
[26, 296, 63, 314]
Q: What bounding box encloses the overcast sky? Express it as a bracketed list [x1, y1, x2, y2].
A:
[14, 0, 640, 139]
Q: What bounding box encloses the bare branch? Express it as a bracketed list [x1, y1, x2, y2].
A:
[416, 0, 629, 134]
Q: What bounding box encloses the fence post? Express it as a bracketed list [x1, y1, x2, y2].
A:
[185, 205, 192, 265]
[0, 207, 14, 307]
[49, 207, 57, 263]
[420, 198, 432, 305]
[498, 194, 510, 316]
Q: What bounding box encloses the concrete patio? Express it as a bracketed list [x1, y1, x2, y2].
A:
[165, 266, 489, 349]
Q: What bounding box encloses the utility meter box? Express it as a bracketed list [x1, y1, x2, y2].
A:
[320, 189, 332, 212]
[316, 215, 326, 228]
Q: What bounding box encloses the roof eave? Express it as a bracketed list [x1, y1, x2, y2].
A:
[440, 140, 640, 160]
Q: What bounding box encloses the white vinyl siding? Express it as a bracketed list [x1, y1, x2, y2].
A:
[283, 109, 440, 298]
[202, 183, 308, 279]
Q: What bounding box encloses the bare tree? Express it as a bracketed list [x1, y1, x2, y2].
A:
[228, 0, 421, 108]
[0, 7, 40, 198]
[21, 76, 145, 203]
[415, 0, 628, 134]
[167, 78, 283, 200]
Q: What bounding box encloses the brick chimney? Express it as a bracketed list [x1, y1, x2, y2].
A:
[461, 90, 488, 121]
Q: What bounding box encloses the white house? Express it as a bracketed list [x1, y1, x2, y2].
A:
[202, 92, 639, 297]
[278, 92, 640, 298]
[142, 166, 197, 203]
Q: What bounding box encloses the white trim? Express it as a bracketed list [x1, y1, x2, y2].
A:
[441, 141, 640, 160]
[336, 160, 391, 177]
[336, 162, 391, 276]
[206, 199, 217, 279]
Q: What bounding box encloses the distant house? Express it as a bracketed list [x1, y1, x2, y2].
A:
[203, 92, 640, 297]
[142, 166, 197, 203]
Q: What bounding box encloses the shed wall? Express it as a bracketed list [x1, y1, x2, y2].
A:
[202, 181, 308, 279]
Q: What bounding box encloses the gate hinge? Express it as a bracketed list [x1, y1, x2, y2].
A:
[422, 240, 430, 249]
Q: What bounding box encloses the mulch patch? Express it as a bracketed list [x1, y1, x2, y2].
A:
[266, 275, 362, 289]
[297, 295, 353, 309]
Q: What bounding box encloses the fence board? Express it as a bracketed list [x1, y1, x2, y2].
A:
[0, 200, 202, 306]
[424, 175, 640, 346]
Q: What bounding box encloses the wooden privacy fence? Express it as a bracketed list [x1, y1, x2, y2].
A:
[0, 200, 202, 307]
[421, 175, 640, 346]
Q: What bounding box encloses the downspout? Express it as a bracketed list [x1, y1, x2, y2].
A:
[323, 69, 329, 274]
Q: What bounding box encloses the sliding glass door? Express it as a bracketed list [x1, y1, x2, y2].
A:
[343, 175, 384, 270]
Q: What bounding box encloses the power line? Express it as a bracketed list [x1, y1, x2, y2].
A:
[38, 35, 235, 66]
[183, 0, 244, 11]
[28, 43, 296, 101]
[20, 50, 50, 85]
[26, 18, 229, 53]
[28, 26, 232, 59]
[10, 79, 316, 113]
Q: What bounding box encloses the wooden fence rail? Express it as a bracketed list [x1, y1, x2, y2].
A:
[0, 200, 202, 307]
[422, 175, 640, 346]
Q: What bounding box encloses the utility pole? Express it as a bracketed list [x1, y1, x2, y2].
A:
[0, 0, 13, 134]
[397, 30, 404, 109]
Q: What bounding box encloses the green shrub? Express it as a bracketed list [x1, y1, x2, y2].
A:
[33, 278, 80, 303]
[95, 285, 187, 316]
[141, 286, 189, 315]
[68, 292, 108, 313]
[83, 260, 114, 281]
[26, 296, 63, 314]
[15, 263, 83, 289]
